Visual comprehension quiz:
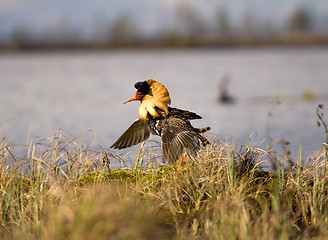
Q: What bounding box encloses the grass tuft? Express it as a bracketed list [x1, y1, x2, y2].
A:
[0, 129, 328, 239]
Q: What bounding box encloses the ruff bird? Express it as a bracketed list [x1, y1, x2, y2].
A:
[111, 79, 210, 164]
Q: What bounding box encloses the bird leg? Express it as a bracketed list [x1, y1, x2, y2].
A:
[175, 154, 185, 179]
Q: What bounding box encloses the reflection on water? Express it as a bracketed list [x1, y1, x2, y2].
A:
[0, 47, 328, 162]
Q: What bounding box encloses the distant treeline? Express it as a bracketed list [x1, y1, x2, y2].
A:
[2, 6, 328, 50]
[3, 33, 328, 51]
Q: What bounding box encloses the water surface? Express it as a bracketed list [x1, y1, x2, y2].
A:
[1, 47, 328, 163]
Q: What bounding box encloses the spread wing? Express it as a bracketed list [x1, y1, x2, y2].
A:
[111, 118, 151, 149]
[168, 107, 202, 120]
[161, 124, 200, 164]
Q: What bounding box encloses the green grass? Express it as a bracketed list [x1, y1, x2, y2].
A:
[0, 130, 328, 240]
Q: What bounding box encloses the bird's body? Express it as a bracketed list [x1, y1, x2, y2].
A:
[111, 79, 210, 163]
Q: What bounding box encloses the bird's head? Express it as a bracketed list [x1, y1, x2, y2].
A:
[124, 79, 171, 105]
[124, 79, 171, 120]
[124, 81, 151, 104]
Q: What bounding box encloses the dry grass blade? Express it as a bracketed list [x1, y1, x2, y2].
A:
[0, 129, 327, 239]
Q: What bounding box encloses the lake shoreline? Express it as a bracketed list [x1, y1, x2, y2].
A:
[2, 32, 328, 52]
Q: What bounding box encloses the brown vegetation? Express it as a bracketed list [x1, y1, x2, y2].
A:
[0, 124, 328, 239]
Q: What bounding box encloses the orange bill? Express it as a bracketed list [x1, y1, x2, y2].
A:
[124, 92, 142, 104]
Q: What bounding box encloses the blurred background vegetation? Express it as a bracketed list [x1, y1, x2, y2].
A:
[1, 0, 328, 50]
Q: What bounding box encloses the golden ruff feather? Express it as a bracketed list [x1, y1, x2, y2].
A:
[138, 79, 171, 120]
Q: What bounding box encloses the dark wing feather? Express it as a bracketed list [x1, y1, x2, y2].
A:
[161, 124, 199, 163]
[111, 118, 151, 149]
[168, 107, 202, 120]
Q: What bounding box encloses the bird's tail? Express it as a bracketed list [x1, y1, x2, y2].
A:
[196, 127, 210, 146]
[196, 126, 211, 133]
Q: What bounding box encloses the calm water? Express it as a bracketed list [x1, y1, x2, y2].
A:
[1, 47, 328, 162]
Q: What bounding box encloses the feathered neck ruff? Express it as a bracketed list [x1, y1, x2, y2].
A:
[138, 79, 171, 120]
